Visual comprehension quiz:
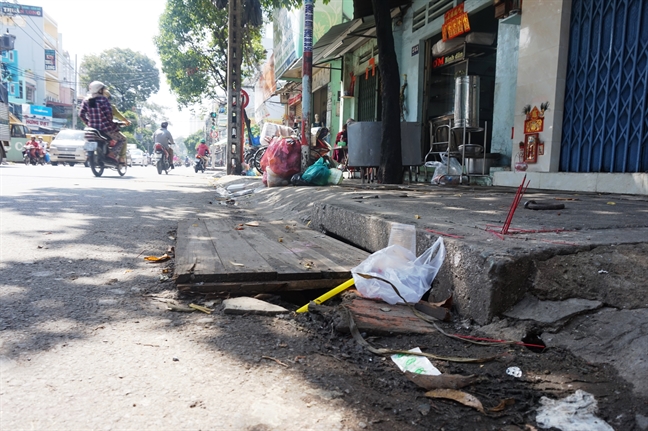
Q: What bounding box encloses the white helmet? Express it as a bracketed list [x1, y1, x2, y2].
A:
[88, 81, 106, 95]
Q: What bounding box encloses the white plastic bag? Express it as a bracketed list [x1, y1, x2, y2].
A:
[351, 237, 446, 304]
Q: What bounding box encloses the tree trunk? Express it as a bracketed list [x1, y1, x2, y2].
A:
[372, 0, 402, 184]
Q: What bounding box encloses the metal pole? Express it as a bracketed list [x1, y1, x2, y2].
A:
[72, 54, 77, 129]
[300, 0, 313, 173]
[227, 0, 242, 175]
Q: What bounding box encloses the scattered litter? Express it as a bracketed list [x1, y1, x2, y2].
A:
[261, 356, 290, 368]
[244, 221, 260, 227]
[391, 347, 441, 376]
[415, 215, 421, 219]
[506, 366, 523, 378]
[159, 275, 169, 281]
[167, 304, 194, 312]
[405, 371, 477, 390]
[295, 279, 355, 313]
[189, 303, 213, 314]
[144, 254, 171, 263]
[172, 357, 179, 362]
[380, 307, 391, 312]
[352, 238, 445, 304]
[425, 389, 484, 413]
[598, 270, 608, 274]
[536, 390, 613, 431]
[606, 202, 616, 205]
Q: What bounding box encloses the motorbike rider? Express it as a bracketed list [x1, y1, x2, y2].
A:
[153, 121, 175, 169]
[78, 81, 125, 163]
[25, 136, 40, 160]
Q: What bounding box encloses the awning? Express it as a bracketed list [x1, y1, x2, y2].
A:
[353, 0, 411, 20]
[312, 17, 377, 65]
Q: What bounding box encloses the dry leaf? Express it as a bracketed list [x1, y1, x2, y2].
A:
[425, 389, 484, 413]
[415, 215, 421, 219]
[192, 224, 198, 227]
[489, 398, 515, 412]
[606, 202, 616, 205]
[406, 372, 477, 390]
[245, 221, 260, 227]
[278, 238, 283, 243]
[229, 261, 245, 267]
[430, 294, 453, 309]
[144, 254, 170, 262]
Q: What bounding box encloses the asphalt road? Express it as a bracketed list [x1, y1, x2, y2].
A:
[0, 164, 360, 430]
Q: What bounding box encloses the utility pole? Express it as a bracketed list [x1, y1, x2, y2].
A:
[72, 54, 77, 129]
[226, 0, 243, 175]
[301, 0, 313, 173]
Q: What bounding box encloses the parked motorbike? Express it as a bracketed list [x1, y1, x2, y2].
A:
[154, 143, 171, 175]
[83, 128, 127, 177]
[194, 154, 207, 173]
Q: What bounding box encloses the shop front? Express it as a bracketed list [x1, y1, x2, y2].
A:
[420, 4, 500, 175]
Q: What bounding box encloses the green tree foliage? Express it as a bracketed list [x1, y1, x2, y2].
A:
[155, 0, 269, 107]
[79, 48, 160, 112]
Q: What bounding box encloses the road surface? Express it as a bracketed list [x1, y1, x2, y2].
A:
[0, 164, 361, 430]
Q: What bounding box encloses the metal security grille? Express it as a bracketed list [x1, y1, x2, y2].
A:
[561, 0, 648, 172]
[357, 71, 381, 122]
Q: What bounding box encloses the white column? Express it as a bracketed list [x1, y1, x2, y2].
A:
[512, 0, 572, 172]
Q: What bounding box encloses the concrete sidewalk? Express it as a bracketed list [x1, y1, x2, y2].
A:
[210, 175, 648, 396]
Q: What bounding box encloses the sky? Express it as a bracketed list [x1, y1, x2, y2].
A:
[26, 0, 201, 138]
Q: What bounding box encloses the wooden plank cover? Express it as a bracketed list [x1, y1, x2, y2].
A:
[175, 220, 224, 284]
[175, 218, 370, 294]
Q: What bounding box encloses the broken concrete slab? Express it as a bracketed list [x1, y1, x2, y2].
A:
[222, 297, 289, 316]
[504, 295, 602, 324]
[542, 308, 648, 397]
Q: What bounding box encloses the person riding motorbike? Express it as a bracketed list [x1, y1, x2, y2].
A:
[78, 81, 126, 163]
[195, 138, 210, 168]
[25, 136, 41, 160]
[153, 121, 175, 169]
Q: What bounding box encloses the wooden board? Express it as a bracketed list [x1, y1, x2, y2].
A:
[174, 218, 370, 294]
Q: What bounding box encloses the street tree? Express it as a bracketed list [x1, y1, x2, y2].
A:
[155, 0, 265, 107]
[370, 0, 402, 184]
[79, 48, 160, 112]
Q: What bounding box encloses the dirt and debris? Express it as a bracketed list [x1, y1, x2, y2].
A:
[164, 285, 646, 431]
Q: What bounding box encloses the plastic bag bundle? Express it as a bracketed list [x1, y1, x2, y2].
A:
[260, 137, 302, 187]
[351, 237, 446, 304]
[302, 157, 331, 186]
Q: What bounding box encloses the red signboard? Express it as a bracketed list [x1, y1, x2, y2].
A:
[442, 4, 471, 41]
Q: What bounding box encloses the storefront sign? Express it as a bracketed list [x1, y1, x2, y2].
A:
[312, 66, 330, 92]
[432, 49, 465, 68]
[0, 2, 43, 17]
[442, 4, 471, 41]
[288, 93, 302, 106]
[22, 104, 52, 128]
[45, 49, 56, 71]
[411, 45, 419, 56]
[273, 8, 303, 78]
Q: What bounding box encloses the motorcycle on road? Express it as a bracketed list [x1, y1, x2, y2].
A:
[154, 143, 171, 175]
[194, 154, 208, 173]
[83, 128, 127, 177]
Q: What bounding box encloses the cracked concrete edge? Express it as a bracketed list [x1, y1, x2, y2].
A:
[311, 202, 591, 325]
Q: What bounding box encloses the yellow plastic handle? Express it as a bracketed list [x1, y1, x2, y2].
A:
[295, 278, 355, 313]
